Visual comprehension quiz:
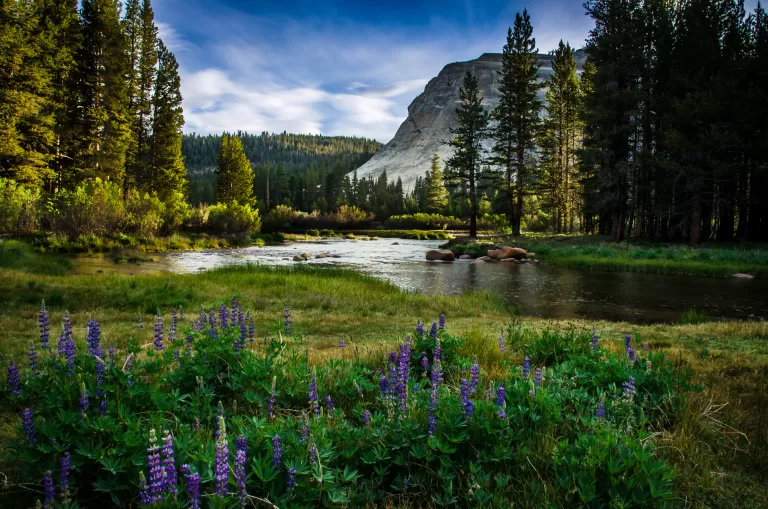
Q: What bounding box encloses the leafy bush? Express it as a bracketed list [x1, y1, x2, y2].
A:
[0, 177, 41, 234]
[47, 178, 126, 237]
[162, 191, 192, 234]
[206, 201, 261, 234]
[261, 205, 299, 233]
[328, 205, 374, 228]
[1, 303, 690, 508]
[124, 191, 165, 238]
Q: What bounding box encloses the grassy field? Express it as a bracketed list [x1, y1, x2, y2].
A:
[444, 233, 768, 277]
[1, 244, 767, 506]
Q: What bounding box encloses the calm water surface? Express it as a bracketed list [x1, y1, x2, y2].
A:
[72, 238, 768, 324]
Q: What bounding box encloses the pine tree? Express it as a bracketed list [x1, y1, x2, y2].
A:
[425, 153, 448, 213]
[74, 0, 131, 183]
[445, 72, 490, 237]
[122, 0, 141, 191]
[133, 0, 158, 189]
[216, 135, 254, 205]
[490, 10, 542, 236]
[150, 39, 186, 199]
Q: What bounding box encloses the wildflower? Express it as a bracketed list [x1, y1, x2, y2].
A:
[39, 301, 50, 350]
[429, 322, 438, 339]
[64, 328, 76, 377]
[146, 429, 164, 503]
[286, 466, 297, 492]
[138, 472, 151, 506]
[214, 401, 224, 438]
[272, 434, 283, 471]
[309, 373, 319, 417]
[415, 320, 423, 337]
[300, 417, 310, 442]
[185, 332, 194, 357]
[625, 334, 632, 352]
[379, 374, 389, 395]
[469, 360, 480, 394]
[353, 380, 363, 398]
[339, 336, 346, 355]
[236, 318, 247, 351]
[420, 352, 429, 373]
[460, 379, 474, 419]
[324, 394, 335, 412]
[169, 309, 178, 343]
[495, 385, 507, 419]
[108, 344, 116, 365]
[247, 314, 255, 343]
[22, 408, 35, 444]
[427, 385, 438, 435]
[439, 313, 446, 330]
[595, 399, 606, 418]
[396, 338, 412, 412]
[214, 417, 229, 496]
[591, 331, 598, 350]
[534, 368, 543, 386]
[153, 314, 164, 351]
[268, 376, 277, 419]
[622, 376, 637, 400]
[362, 409, 371, 427]
[522, 357, 531, 380]
[98, 397, 107, 416]
[79, 383, 89, 416]
[388, 351, 397, 364]
[235, 448, 247, 506]
[27, 341, 39, 376]
[644, 342, 650, 352]
[136, 311, 144, 329]
[87, 319, 102, 358]
[627, 347, 635, 361]
[283, 306, 292, 335]
[208, 309, 218, 338]
[498, 328, 506, 353]
[308, 440, 318, 466]
[60, 453, 71, 502]
[433, 338, 442, 363]
[181, 465, 201, 509]
[42, 470, 54, 508]
[8, 361, 21, 397]
[162, 430, 177, 495]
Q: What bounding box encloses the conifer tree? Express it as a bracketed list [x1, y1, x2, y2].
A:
[216, 135, 254, 205]
[445, 72, 490, 237]
[133, 0, 158, 188]
[425, 153, 448, 213]
[122, 0, 141, 190]
[490, 10, 542, 236]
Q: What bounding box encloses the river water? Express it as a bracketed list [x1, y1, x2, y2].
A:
[72, 238, 768, 324]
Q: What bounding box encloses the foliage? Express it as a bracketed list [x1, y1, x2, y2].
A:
[124, 191, 165, 238]
[0, 239, 73, 275]
[206, 201, 261, 234]
[261, 205, 300, 233]
[1, 301, 687, 507]
[0, 178, 41, 234]
[47, 178, 126, 237]
[216, 135, 254, 206]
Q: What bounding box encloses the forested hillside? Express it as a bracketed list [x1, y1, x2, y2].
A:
[182, 132, 381, 206]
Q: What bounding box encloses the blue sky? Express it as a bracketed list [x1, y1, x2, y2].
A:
[153, 0, 594, 142]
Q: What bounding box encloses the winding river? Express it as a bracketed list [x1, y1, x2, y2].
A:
[71, 238, 768, 324]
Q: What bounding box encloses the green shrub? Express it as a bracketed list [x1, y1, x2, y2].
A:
[207, 201, 261, 234]
[47, 178, 126, 237]
[124, 191, 165, 238]
[261, 204, 299, 233]
[0, 178, 41, 234]
[162, 190, 192, 233]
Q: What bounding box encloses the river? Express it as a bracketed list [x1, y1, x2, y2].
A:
[71, 238, 768, 324]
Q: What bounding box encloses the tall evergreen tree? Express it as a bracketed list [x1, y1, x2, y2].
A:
[425, 153, 448, 213]
[445, 72, 490, 237]
[133, 0, 158, 189]
[216, 135, 254, 205]
[490, 10, 542, 236]
[122, 0, 141, 191]
[150, 39, 186, 199]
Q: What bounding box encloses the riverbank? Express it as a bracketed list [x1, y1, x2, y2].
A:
[0, 262, 766, 506]
[442, 233, 768, 277]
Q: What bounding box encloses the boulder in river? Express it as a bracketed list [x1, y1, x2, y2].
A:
[426, 249, 455, 262]
[316, 253, 330, 259]
[459, 254, 473, 260]
[487, 249, 510, 260]
[730, 273, 755, 279]
[392, 242, 400, 245]
[293, 254, 308, 262]
[477, 256, 494, 262]
[501, 246, 528, 259]
[473, 259, 485, 264]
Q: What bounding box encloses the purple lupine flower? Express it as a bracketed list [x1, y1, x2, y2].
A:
[153, 314, 164, 351]
[300, 417, 310, 442]
[379, 374, 389, 395]
[136, 311, 144, 329]
[415, 320, 423, 337]
[42, 470, 54, 508]
[627, 347, 636, 362]
[430, 361, 443, 387]
[308, 440, 319, 466]
[60, 452, 71, 502]
[271, 434, 283, 471]
[22, 408, 35, 444]
[460, 379, 473, 419]
[309, 373, 319, 417]
[214, 401, 224, 438]
[39, 301, 50, 350]
[324, 394, 335, 412]
[427, 385, 438, 435]
[235, 448, 247, 506]
[8, 361, 21, 397]
[79, 383, 89, 415]
[236, 435, 247, 453]
[534, 368, 543, 386]
[339, 336, 346, 355]
[439, 313, 446, 330]
[429, 322, 438, 339]
[208, 309, 217, 338]
[98, 397, 107, 416]
[591, 331, 599, 350]
[388, 351, 397, 364]
[469, 360, 480, 394]
[64, 319, 76, 377]
[625, 334, 632, 352]
[237, 317, 247, 351]
[622, 377, 636, 400]
[138, 472, 151, 506]
[433, 338, 442, 362]
[420, 352, 429, 373]
[498, 328, 506, 353]
[283, 306, 292, 335]
[87, 319, 102, 358]
[170, 309, 178, 342]
[146, 429, 164, 503]
[496, 385, 507, 419]
[522, 357, 531, 379]
[185, 332, 194, 357]
[108, 344, 116, 366]
[28, 341, 39, 376]
[215, 417, 229, 496]
[644, 342, 649, 352]
[181, 466, 201, 509]
[247, 314, 255, 343]
[396, 338, 412, 412]
[268, 376, 277, 419]
[162, 430, 177, 494]
[362, 409, 371, 427]
[286, 466, 297, 492]
[595, 400, 606, 418]
[219, 304, 229, 329]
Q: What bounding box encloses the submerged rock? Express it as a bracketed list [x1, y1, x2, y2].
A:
[316, 253, 330, 259]
[293, 254, 308, 262]
[459, 254, 473, 260]
[426, 249, 455, 262]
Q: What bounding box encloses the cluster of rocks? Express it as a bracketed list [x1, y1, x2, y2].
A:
[292, 252, 340, 262]
[425, 246, 538, 264]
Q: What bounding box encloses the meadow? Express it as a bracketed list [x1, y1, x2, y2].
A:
[0, 246, 767, 507]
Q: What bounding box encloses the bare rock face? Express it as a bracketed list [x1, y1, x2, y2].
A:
[356, 51, 585, 190]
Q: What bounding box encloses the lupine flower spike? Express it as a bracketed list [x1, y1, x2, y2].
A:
[39, 301, 50, 350]
[591, 331, 598, 350]
[28, 341, 39, 376]
[234, 437, 247, 506]
[42, 470, 54, 508]
[79, 383, 89, 416]
[153, 314, 164, 351]
[498, 328, 506, 353]
[439, 313, 446, 330]
[146, 429, 164, 503]
[181, 465, 201, 509]
[161, 430, 177, 494]
[22, 408, 36, 444]
[8, 360, 21, 397]
[268, 376, 277, 419]
[283, 306, 292, 335]
[595, 397, 606, 418]
[215, 417, 229, 496]
[622, 376, 637, 401]
[339, 336, 346, 356]
[522, 357, 531, 380]
[60, 452, 72, 502]
[272, 434, 283, 471]
[309, 371, 319, 417]
[496, 385, 507, 419]
[286, 467, 297, 492]
[136, 310, 144, 329]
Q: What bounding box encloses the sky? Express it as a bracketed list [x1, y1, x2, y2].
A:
[152, 0, 595, 143]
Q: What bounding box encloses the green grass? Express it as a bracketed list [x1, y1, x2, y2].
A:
[0, 239, 74, 275]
